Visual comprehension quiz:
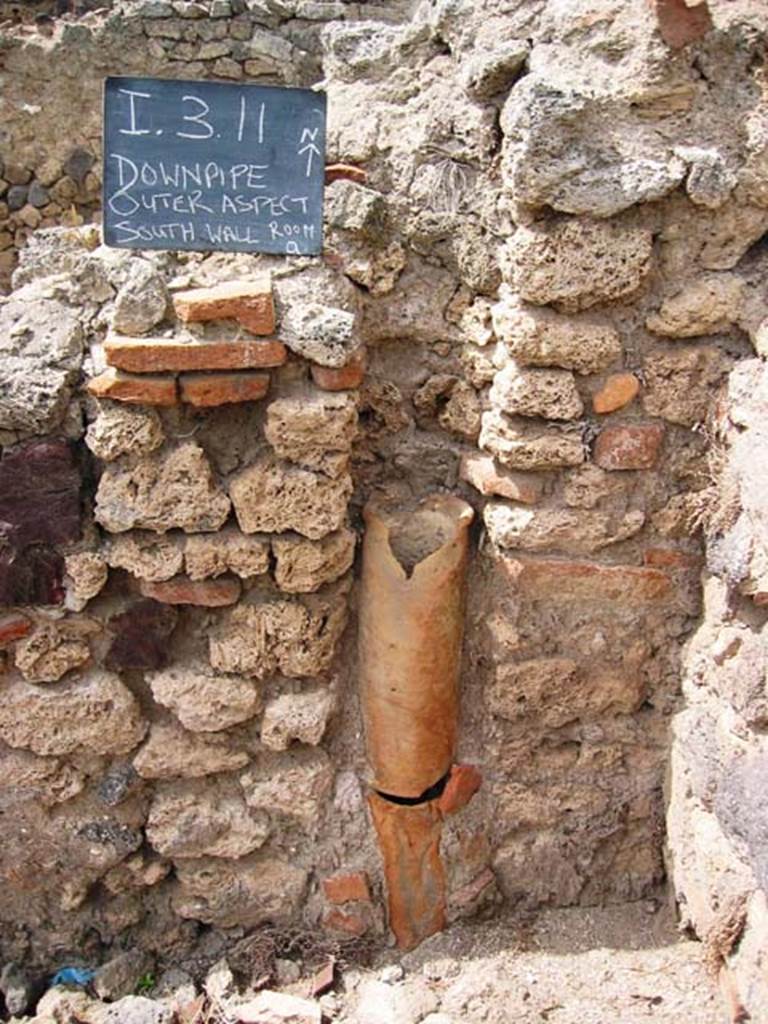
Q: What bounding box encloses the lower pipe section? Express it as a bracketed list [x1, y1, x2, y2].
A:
[358, 493, 475, 949]
[368, 793, 447, 952]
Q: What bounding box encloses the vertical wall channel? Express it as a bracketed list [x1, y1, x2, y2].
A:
[359, 494, 476, 949]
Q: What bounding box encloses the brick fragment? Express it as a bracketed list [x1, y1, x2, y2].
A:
[438, 764, 483, 816]
[324, 163, 367, 185]
[105, 336, 287, 373]
[87, 368, 178, 407]
[643, 547, 702, 569]
[179, 371, 270, 407]
[504, 556, 673, 605]
[322, 872, 371, 905]
[594, 423, 664, 470]
[322, 908, 369, 937]
[593, 373, 640, 414]
[310, 348, 366, 391]
[139, 575, 242, 607]
[460, 453, 542, 504]
[0, 613, 32, 648]
[173, 276, 275, 334]
[650, 0, 712, 49]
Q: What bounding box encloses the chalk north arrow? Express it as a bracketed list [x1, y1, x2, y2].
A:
[299, 127, 321, 177]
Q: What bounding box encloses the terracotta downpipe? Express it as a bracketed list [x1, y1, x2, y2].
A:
[359, 493, 474, 949]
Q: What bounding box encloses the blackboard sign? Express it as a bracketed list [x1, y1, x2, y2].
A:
[102, 76, 326, 256]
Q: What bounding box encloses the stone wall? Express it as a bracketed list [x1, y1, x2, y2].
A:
[668, 357, 768, 1017]
[0, 0, 767, 1014]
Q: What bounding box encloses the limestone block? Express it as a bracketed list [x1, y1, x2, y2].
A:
[133, 721, 250, 779]
[490, 362, 583, 421]
[325, 179, 386, 238]
[184, 527, 270, 580]
[501, 77, 686, 218]
[147, 778, 269, 859]
[240, 747, 333, 826]
[85, 402, 165, 462]
[209, 585, 349, 679]
[64, 552, 108, 612]
[503, 218, 653, 312]
[105, 531, 185, 582]
[492, 651, 647, 729]
[439, 381, 482, 439]
[280, 302, 358, 367]
[95, 442, 231, 534]
[563, 465, 629, 509]
[646, 274, 745, 338]
[483, 504, 645, 554]
[260, 689, 334, 751]
[479, 409, 585, 470]
[264, 390, 358, 477]
[149, 663, 262, 732]
[14, 620, 94, 684]
[0, 291, 83, 433]
[491, 297, 621, 375]
[112, 258, 168, 335]
[643, 346, 730, 427]
[0, 671, 147, 756]
[272, 529, 356, 593]
[0, 746, 85, 809]
[173, 854, 307, 927]
[229, 456, 352, 539]
[460, 39, 528, 99]
[234, 992, 321, 1024]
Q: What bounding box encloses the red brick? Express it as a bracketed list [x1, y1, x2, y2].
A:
[643, 547, 702, 569]
[594, 423, 664, 470]
[310, 348, 366, 391]
[322, 908, 369, 937]
[460, 453, 542, 504]
[87, 368, 178, 406]
[322, 872, 371, 905]
[180, 371, 270, 407]
[173, 276, 274, 334]
[438, 764, 483, 816]
[324, 163, 367, 185]
[0, 613, 32, 648]
[450, 867, 496, 909]
[105, 335, 286, 373]
[593, 373, 640, 414]
[649, 0, 712, 49]
[139, 575, 241, 607]
[503, 556, 673, 605]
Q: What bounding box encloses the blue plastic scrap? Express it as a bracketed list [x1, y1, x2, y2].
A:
[50, 967, 96, 988]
